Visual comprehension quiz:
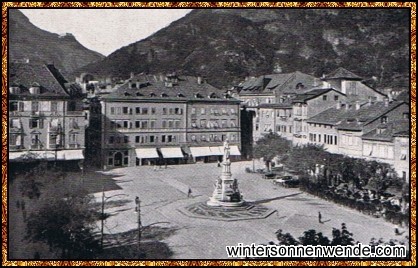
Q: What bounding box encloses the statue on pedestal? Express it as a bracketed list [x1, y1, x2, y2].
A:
[223, 139, 230, 162]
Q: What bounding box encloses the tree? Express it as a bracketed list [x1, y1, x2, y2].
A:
[299, 230, 330, 246]
[253, 132, 291, 171]
[26, 188, 100, 258]
[330, 223, 355, 246]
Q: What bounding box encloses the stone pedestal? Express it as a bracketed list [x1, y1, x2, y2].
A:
[207, 155, 244, 207]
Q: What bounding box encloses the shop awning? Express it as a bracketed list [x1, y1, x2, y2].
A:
[209, 146, 223, 156]
[9, 151, 56, 161]
[160, 147, 184, 158]
[9, 152, 27, 160]
[135, 148, 159, 158]
[56, 150, 84, 160]
[190, 147, 212, 157]
[230, 145, 241, 156]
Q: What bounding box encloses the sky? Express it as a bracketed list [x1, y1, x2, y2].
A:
[20, 9, 193, 56]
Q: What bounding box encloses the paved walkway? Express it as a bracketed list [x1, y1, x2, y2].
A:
[90, 161, 407, 259]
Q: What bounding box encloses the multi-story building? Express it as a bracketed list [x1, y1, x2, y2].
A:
[253, 102, 293, 141]
[321, 67, 387, 102]
[393, 130, 410, 182]
[292, 88, 347, 145]
[96, 74, 241, 168]
[336, 100, 409, 158]
[9, 62, 86, 165]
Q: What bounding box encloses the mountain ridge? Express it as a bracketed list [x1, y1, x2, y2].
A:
[9, 9, 105, 78]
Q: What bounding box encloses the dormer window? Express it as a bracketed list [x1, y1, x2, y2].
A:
[124, 91, 131, 96]
[150, 92, 156, 97]
[136, 92, 143, 97]
[381, 116, 388, 124]
[177, 93, 185, 98]
[161, 93, 168, 97]
[9, 85, 21, 94]
[29, 82, 41, 94]
[195, 93, 203, 98]
[209, 93, 218, 99]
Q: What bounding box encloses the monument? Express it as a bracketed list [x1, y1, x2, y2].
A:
[207, 140, 245, 207]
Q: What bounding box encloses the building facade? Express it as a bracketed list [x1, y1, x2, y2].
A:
[9, 62, 86, 165]
[96, 74, 241, 168]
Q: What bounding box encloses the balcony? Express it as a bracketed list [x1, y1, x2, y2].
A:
[68, 143, 81, 149]
[31, 111, 44, 117]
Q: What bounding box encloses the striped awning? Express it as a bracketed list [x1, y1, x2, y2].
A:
[56, 150, 84, 160]
[230, 145, 241, 156]
[190, 147, 212, 157]
[160, 147, 184, 158]
[135, 148, 159, 158]
[209, 146, 223, 156]
[9, 151, 56, 161]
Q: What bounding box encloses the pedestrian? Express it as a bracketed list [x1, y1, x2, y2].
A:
[217, 160, 221, 167]
[187, 187, 192, 198]
[318, 211, 322, 223]
[135, 196, 140, 212]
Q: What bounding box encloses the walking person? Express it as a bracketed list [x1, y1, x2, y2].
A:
[135, 196, 140, 212]
[187, 187, 192, 198]
[318, 211, 322, 223]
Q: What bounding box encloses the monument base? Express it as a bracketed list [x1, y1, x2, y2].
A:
[206, 197, 245, 207]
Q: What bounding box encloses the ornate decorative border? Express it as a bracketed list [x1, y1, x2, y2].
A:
[1, 2, 416, 266]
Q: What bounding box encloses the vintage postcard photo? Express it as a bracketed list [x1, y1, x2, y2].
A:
[5, 4, 413, 263]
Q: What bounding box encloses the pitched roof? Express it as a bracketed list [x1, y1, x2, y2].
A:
[257, 102, 293, 109]
[238, 71, 317, 95]
[291, 88, 343, 103]
[323, 67, 362, 80]
[362, 120, 410, 141]
[307, 101, 408, 131]
[102, 74, 240, 103]
[9, 62, 69, 97]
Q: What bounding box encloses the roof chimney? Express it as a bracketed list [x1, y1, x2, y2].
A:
[197, 76, 203, 85]
[355, 101, 361, 110]
[384, 97, 389, 107]
[368, 97, 372, 106]
[130, 72, 134, 79]
[388, 92, 393, 102]
[345, 103, 350, 110]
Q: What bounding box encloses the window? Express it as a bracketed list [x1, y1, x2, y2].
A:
[10, 101, 18, 111]
[151, 107, 156, 114]
[318, 134, 321, 143]
[68, 101, 76, 111]
[175, 120, 180, 128]
[191, 108, 196, 115]
[322, 95, 327, 101]
[123, 121, 129, 128]
[135, 121, 140, 128]
[162, 135, 166, 143]
[191, 120, 197, 128]
[168, 135, 173, 143]
[334, 136, 337, 145]
[201, 135, 206, 141]
[381, 116, 388, 124]
[29, 119, 43, 129]
[200, 119, 206, 128]
[123, 107, 129, 114]
[403, 112, 409, 119]
[334, 95, 339, 101]
[400, 150, 407, 160]
[124, 136, 129, 143]
[163, 108, 167, 115]
[191, 135, 196, 141]
[31, 101, 39, 112]
[51, 101, 58, 112]
[49, 133, 58, 148]
[10, 119, 21, 128]
[135, 136, 140, 143]
[150, 120, 156, 129]
[150, 135, 155, 143]
[402, 172, 407, 180]
[111, 107, 115, 115]
[142, 108, 148, 114]
[162, 120, 167, 128]
[201, 108, 205, 115]
[109, 136, 114, 144]
[10, 134, 21, 146]
[168, 120, 174, 128]
[136, 107, 141, 114]
[141, 121, 148, 129]
[31, 134, 40, 148]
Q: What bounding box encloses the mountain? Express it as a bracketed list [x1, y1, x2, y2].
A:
[9, 9, 104, 77]
[77, 9, 410, 90]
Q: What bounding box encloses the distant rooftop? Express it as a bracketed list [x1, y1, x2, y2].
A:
[291, 88, 344, 103]
[323, 67, 362, 80]
[362, 120, 410, 141]
[102, 74, 240, 103]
